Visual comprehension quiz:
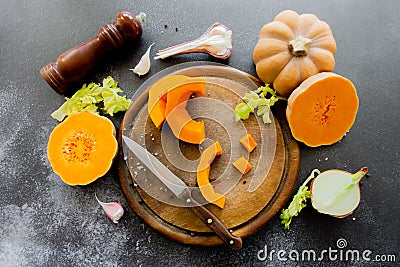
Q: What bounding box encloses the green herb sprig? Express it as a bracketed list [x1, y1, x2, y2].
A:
[234, 85, 285, 124]
[51, 76, 131, 121]
[280, 169, 320, 230]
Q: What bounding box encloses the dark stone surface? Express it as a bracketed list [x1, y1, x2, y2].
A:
[0, 0, 398, 266]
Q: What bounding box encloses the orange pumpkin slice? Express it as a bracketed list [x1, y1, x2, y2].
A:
[47, 110, 118, 185]
[286, 72, 359, 147]
[148, 75, 206, 129]
[197, 141, 226, 208]
[164, 78, 206, 144]
[148, 75, 191, 129]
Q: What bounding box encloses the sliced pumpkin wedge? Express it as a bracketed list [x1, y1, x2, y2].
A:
[197, 141, 226, 208]
[165, 79, 206, 144]
[148, 75, 206, 130]
[148, 75, 190, 129]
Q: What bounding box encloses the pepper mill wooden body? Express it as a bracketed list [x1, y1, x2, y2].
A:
[40, 12, 144, 95]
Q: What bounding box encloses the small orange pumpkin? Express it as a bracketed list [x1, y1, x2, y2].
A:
[253, 10, 337, 96]
[47, 110, 118, 185]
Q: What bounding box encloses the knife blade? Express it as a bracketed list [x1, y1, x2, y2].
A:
[122, 135, 242, 250]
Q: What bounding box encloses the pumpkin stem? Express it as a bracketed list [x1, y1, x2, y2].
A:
[288, 36, 312, 57]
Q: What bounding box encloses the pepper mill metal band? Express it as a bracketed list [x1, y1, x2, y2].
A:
[40, 11, 145, 95]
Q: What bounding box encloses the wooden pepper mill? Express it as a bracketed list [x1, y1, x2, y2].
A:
[40, 11, 146, 95]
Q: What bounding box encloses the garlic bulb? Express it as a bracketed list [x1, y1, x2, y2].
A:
[155, 23, 232, 59]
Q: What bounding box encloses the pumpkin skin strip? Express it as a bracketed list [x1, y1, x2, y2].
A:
[286, 72, 359, 147]
[47, 110, 118, 186]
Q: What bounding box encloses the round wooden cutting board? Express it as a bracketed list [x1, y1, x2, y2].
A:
[117, 62, 300, 247]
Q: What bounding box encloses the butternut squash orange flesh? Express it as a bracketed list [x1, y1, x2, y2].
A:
[165, 80, 206, 144]
[286, 72, 359, 147]
[197, 141, 226, 208]
[233, 157, 252, 175]
[47, 110, 118, 185]
[240, 133, 257, 152]
[148, 75, 202, 129]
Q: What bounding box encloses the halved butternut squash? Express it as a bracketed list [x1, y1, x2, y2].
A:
[286, 72, 359, 147]
[47, 110, 118, 185]
[197, 141, 226, 208]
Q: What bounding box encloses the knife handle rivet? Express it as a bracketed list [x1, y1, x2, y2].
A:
[207, 218, 213, 224]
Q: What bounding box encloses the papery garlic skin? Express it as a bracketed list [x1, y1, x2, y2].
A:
[200, 25, 232, 56]
[95, 194, 125, 224]
[155, 23, 232, 59]
[131, 43, 154, 76]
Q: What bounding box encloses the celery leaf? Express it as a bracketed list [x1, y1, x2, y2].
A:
[280, 169, 320, 230]
[234, 84, 283, 124]
[51, 76, 131, 121]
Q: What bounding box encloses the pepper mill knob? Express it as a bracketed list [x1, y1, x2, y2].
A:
[40, 11, 145, 95]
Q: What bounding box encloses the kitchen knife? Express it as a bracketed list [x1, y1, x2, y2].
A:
[122, 135, 243, 250]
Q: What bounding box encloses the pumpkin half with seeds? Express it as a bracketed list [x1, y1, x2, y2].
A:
[47, 110, 118, 185]
[286, 72, 359, 147]
[253, 10, 337, 96]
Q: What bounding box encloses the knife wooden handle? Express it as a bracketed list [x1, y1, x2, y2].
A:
[180, 189, 243, 250]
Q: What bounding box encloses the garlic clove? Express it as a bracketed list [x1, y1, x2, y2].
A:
[130, 43, 154, 76]
[95, 194, 124, 223]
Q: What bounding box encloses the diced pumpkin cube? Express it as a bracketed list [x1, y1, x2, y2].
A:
[233, 157, 252, 175]
[240, 133, 257, 152]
